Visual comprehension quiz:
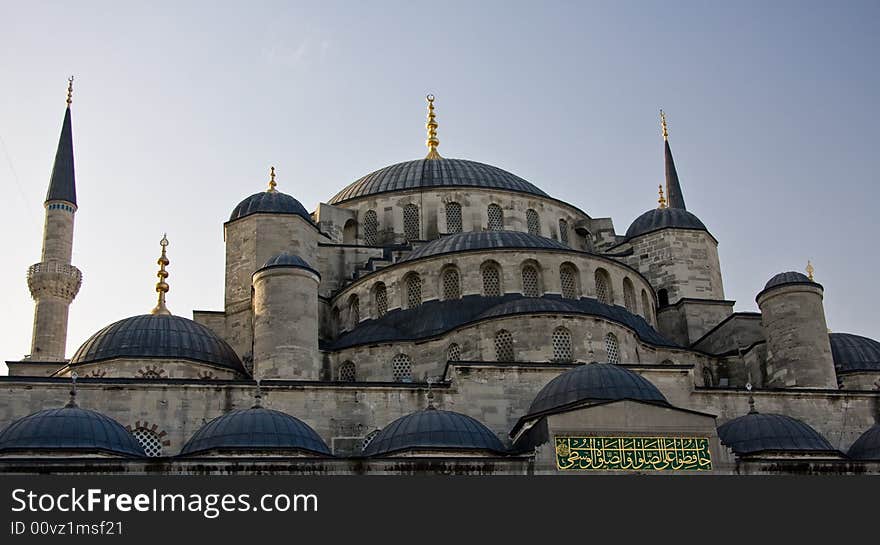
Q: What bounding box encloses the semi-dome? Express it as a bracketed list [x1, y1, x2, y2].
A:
[259, 252, 320, 277]
[763, 271, 815, 291]
[717, 412, 836, 456]
[70, 314, 245, 373]
[625, 208, 708, 240]
[848, 424, 880, 460]
[329, 158, 549, 205]
[180, 406, 330, 456]
[829, 333, 880, 374]
[402, 230, 568, 262]
[229, 190, 312, 223]
[0, 405, 145, 457]
[527, 363, 669, 416]
[362, 408, 505, 456]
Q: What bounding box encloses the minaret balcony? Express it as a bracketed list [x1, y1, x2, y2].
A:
[27, 261, 82, 301]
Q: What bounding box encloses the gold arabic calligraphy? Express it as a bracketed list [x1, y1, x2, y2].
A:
[555, 436, 712, 471]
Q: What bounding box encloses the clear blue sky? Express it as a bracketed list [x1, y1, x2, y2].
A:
[2, 1, 878, 372]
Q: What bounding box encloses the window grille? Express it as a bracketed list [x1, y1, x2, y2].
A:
[364, 210, 378, 245]
[406, 274, 422, 309]
[487, 204, 503, 231]
[527, 209, 541, 236]
[560, 264, 578, 299]
[442, 268, 461, 300]
[132, 428, 163, 457]
[522, 265, 540, 297]
[392, 354, 413, 382]
[559, 219, 569, 245]
[447, 343, 461, 362]
[482, 264, 501, 297]
[495, 330, 514, 361]
[595, 270, 611, 305]
[552, 327, 573, 362]
[605, 333, 620, 364]
[338, 361, 356, 382]
[375, 283, 388, 317]
[404, 204, 420, 241]
[446, 202, 462, 233]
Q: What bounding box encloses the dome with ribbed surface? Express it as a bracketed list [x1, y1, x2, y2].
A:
[763, 271, 815, 291]
[402, 231, 568, 262]
[181, 407, 330, 456]
[829, 333, 880, 374]
[527, 363, 668, 416]
[363, 408, 505, 456]
[71, 314, 245, 373]
[329, 158, 549, 204]
[229, 190, 312, 223]
[259, 252, 320, 277]
[625, 208, 708, 240]
[717, 413, 836, 456]
[0, 405, 145, 457]
[848, 424, 880, 460]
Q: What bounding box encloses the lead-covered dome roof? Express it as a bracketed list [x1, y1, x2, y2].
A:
[527, 363, 669, 416]
[402, 230, 568, 262]
[362, 408, 505, 456]
[848, 424, 880, 460]
[625, 207, 708, 240]
[0, 405, 145, 457]
[229, 190, 312, 223]
[717, 413, 836, 456]
[70, 314, 245, 373]
[181, 407, 330, 456]
[763, 271, 815, 291]
[829, 333, 880, 374]
[329, 158, 549, 204]
[258, 252, 320, 277]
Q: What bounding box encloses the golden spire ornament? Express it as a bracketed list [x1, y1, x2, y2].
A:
[660, 109, 668, 141]
[657, 184, 667, 209]
[267, 166, 277, 192]
[151, 234, 172, 315]
[66, 76, 74, 107]
[425, 94, 442, 160]
[806, 260, 815, 281]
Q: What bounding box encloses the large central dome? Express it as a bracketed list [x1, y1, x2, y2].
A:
[329, 158, 549, 204]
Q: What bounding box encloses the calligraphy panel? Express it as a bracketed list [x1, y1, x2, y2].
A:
[554, 436, 712, 471]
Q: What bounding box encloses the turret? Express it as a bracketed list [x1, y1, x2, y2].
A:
[27, 77, 82, 361]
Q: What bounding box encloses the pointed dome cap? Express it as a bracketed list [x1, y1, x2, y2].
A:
[362, 408, 505, 456]
[527, 363, 668, 416]
[829, 332, 880, 374]
[717, 413, 836, 456]
[180, 407, 330, 456]
[625, 208, 708, 240]
[848, 424, 880, 460]
[0, 406, 145, 457]
[257, 252, 320, 277]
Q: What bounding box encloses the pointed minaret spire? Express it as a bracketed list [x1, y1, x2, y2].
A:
[46, 77, 77, 205]
[425, 94, 442, 160]
[660, 109, 686, 210]
[151, 234, 172, 315]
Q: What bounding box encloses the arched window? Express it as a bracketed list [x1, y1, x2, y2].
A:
[374, 282, 388, 317]
[405, 273, 422, 309]
[623, 278, 636, 313]
[446, 202, 462, 233]
[403, 204, 420, 242]
[338, 361, 356, 382]
[559, 219, 570, 246]
[526, 209, 541, 236]
[552, 326, 573, 362]
[560, 263, 579, 299]
[595, 269, 611, 305]
[442, 267, 461, 300]
[641, 290, 652, 322]
[522, 264, 540, 297]
[482, 262, 502, 297]
[364, 210, 378, 245]
[447, 343, 461, 362]
[487, 204, 504, 231]
[658, 288, 669, 308]
[605, 333, 620, 364]
[132, 428, 164, 457]
[391, 354, 413, 382]
[494, 330, 514, 362]
[343, 219, 357, 244]
[348, 295, 360, 329]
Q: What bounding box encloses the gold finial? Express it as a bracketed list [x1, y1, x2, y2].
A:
[425, 94, 442, 160]
[267, 166, 277, 192]
[151, 234, 172, 315]
[806, 260, 815, 281]
[66, 76, 74, 107]
[660, 109, 668, 141]
[657, 184, 667, 209]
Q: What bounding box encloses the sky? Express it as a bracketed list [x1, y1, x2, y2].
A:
[1, 1, 878, 373]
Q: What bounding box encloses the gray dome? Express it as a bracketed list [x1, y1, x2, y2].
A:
[625, 208, 708, 240]
[717, 413, 836, 456]
[0, 405, 145, 457]
[329, 158, 549, 204]
[829, 333, 880, 374]
[71, 314, 245, 373]
[362, 408, 505, 456]
[527, 363, 669, 416]
[259, 252, 320, 277]
[763, 271, 815, 291]
[229, 190, 312, 223]
[402, 230, 568, 262]
[848, 424, 880, 460]
[181, 407, 330, 456]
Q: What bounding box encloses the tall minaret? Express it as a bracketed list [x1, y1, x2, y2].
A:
[26, 77, 82, 361]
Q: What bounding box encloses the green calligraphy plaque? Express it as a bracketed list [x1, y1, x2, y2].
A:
[554, 436, 712, 471]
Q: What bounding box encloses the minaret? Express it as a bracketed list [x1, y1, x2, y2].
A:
[26, 77, 82, 361]
[660, 110, 686, 210]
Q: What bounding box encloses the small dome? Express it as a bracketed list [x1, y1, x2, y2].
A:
[71, 314, 245, 373]
[625, 208, 708, 240]
[0, 405, 145, 457]
[717, 413, 836, 456]
[829, 333, 880, 374]
[362, 408, 504, 456]
[229, 190, 312, 223]
[763, 271, 815, 291]
[402, 230, 569, 262]
[329, 158, 549, 205]
[181, 407, 330, 456]
[259, 252, 320, 277]
[527, 363, 669, 416]
[848, 424, 880, 460]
